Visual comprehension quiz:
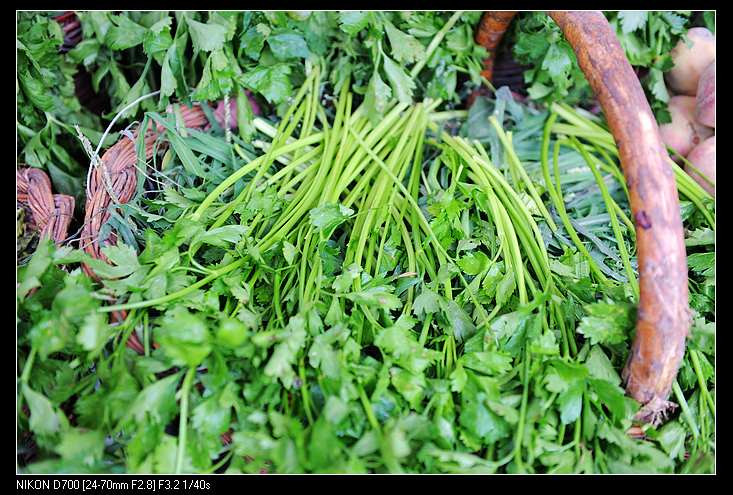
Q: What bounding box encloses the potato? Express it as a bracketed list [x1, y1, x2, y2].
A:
[666, 28, 716, 96]
[685, 136, 715, 197]
[659, 96, 714, 157]
[695, 62, 715, 128]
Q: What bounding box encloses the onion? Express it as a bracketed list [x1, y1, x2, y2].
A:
[666, 28, 716, 96]
[695, 61, 715, 128]
[685, 136, 715, 197]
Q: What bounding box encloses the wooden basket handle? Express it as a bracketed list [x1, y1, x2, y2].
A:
[477, 11, 690, 423]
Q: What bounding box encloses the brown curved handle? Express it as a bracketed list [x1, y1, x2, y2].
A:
[475, 11, 517, 81]
[477, 11, 690, 423]
[549, 11, 689, 423]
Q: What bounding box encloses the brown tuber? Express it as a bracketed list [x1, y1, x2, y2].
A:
[666, 27, 716, 96]
[685, 136, 715, 197]
[695, 62, 715, 128]
[659, 96, 713, 157]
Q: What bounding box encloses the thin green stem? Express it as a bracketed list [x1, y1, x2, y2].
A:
[298, 357, 314, 425]
[542, 115, 610, 286]
[571, 137, 639, 298]
[672, 380, 700, 439]
[176, 366, 197, 474]
[690, 350, 715, 415]
[20, 347, 36, 385]
[514, 347, 531, 470]
[410, 11, 463, 79]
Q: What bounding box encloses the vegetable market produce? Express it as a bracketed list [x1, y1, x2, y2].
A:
[666, 27, 716, 96]
[660, 95, 713, 158]
[695, 62, 715, 128]
[510, 11, 708, 123]
[549, 10, 692, 426]
[685, 136, 716, 197]
[17, 10, 715, 474]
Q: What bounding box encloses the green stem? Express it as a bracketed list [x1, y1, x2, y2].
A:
[143, 313, 150, 357]
[571, 137, 639, 298]
[357, 384, 380, 432]
[430, 110, 469, 122]
[176, 366, 197, 474]
[205, 451, 233, 474]
[298, 357, 314, 425]
[490, 117, 558, 231]
[101, 258, 245, 312]
[410, 11, 464, 79]
[668, 147, 715, 187]
[542, 115, 610, 286]
[672, 380, 700, 439]
[514, 347, 531, 470]
[20, 347, 36, 385]
[17, 347, 37, 416]
[690, 350, 715, 415]
[192, 133, 323, 221]
[573, 414, 582, 459]
[347, 127, 492, 331]
[273, 271, 285, 327]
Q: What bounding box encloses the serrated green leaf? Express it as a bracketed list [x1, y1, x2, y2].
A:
[187, 18, 227, 52]
[76, 312, 113, 359]
[558, 383, 584, 424]
[338, 12, 371, 36]
[457, 251, 489, 276]
[618, 11, 648, 34]
[385, 20, 425, 65]
[347, 285, 402, 311]
[106, 15, 147, 50]
[157, 306, 212, 367]
[440, 299, 476, 342]
[282, 241, 297, 265]
[239, 64, 292, 105]
[23, 384, 61, 436]
[584, 346, 621, 385]
[382, 53, 415, 104]
[460, 351, 513, 376]
[362, 69, 392, 124]
[55, 429, 105, 466]
[413, 288, 441, 316]
[127, 373, 181, 426]
[577, 301, 635, 345]
[588, 378, 626, 420]
[267, 33, 310, 61]
[309, 203, 354, 235]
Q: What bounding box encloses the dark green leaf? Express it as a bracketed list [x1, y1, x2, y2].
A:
[577, 301, 635, 346]
[267, 33, 310, 61]
[382, 54, 415, 104]
[618, 12, 648, 33]
[23, 384, 61, 436]
[384, 20, 425, 65]
[362, 70, 392, 124]
[338, 12, 371, 36]
[187, 18, 227, 52]
[106, 15, 147, 50]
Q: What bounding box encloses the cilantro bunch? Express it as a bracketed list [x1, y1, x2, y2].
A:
[67, 11, 488, 120]
[16, 11, 714, 475]
[17, 81, 715, 473]
[232, 11, 488, 121]
[511, 11, 714, 123]
[17, 11, 488, 199]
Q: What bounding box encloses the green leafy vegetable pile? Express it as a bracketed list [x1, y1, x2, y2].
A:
[17, 11, 487, 206]
[510, 11, 715, 122]
[17, 11, 715, 474]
